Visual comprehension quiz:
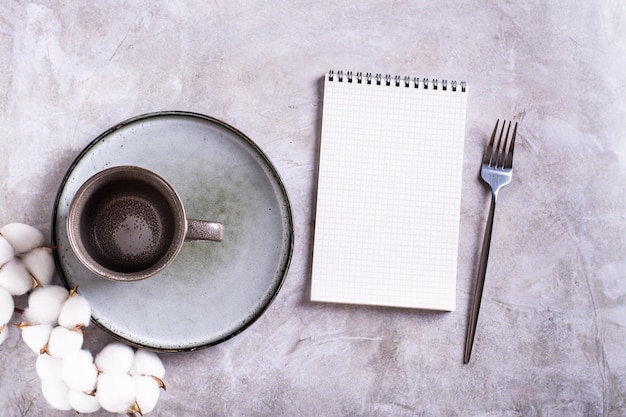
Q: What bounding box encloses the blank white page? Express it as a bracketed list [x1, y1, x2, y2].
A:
[311, 71, 468, 311]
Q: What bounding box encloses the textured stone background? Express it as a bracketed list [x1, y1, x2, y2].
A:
[1, 1, 625, 416]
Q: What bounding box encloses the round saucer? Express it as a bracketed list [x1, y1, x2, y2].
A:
[52, 112, 294, 352]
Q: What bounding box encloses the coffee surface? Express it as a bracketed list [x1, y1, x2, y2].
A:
[81, 180, 175, 273]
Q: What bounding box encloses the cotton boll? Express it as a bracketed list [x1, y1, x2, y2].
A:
[36, 353, 64, 380]
[131, 349, 165, 379]
[134, 375, 162, 414]
[46, 327, 83, 358]
[58, 294, 91, 330]
[21, 247, 55, 286]
[0, 259, 34, 296]
[62, 349, 98, 392]
[24, 286, 69, 325]
[0, 236, 14, 267]
[0, 223, 45, 255]
[95, 342, 135, 374]
[0, 324, 8, 345]
[69, 389, 100, 413]
[97, 373, 137, 414]
[0, 286, 14, 325]
[21, 324, 52, 354]
[41, 378, 72, 411]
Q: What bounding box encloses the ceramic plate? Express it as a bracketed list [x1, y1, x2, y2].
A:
[52, 111, 294, 351]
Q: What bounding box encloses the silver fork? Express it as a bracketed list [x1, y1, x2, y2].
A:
[464, 119, 518, 364]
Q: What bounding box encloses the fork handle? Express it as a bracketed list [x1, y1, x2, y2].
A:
[464, 193, 497, 363]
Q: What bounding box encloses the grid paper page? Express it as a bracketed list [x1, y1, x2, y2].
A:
[311, 73, 468, 311]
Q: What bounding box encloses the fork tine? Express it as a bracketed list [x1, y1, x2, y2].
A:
[504, 122, 518, 168]
[495, 121, 509, 167]
[484, 119, 499, 165]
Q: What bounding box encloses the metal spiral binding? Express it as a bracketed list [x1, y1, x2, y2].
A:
[327, 70, 466, 92]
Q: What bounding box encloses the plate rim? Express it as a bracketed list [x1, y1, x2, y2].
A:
[51, 110, 295, 352]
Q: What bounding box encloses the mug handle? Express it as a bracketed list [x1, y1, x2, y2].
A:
[185, 220, 224, 242]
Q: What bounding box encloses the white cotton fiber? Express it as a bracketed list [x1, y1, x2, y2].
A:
[97, 372, 137, 413]
[58, 294, 91, 329]
[134, 375, 162, 414]
[0, 223, 45, 255]
[36, 353, 64, 381]
[95, 342, 135, 374]
[131, 349, 165, 379]
[0, 259, 33, 296]
[69, 389, 101, 413]
[41, 378, 72, 411]
[22, 247, 55, 286]
[0, 287, 14, 325]
[21, 324, 53, 354]
[25, 286, 69, 325]
[62, 349, 98, 392]
[46, 327, 83, 358]
[0, 236, 14, 266]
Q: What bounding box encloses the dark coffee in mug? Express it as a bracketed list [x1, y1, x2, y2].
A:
[68, 166, 223, 282]
[81, 177, 177, 273]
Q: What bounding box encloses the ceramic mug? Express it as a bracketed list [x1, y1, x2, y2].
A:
[67, 165, 224, 282]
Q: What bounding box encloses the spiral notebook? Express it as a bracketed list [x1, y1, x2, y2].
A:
[311, 70, 468, 311]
